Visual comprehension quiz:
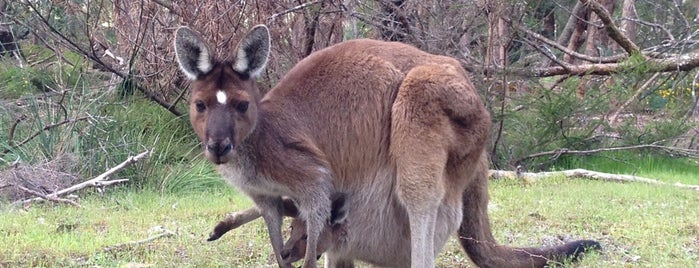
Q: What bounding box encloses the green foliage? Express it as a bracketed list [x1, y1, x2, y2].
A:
[553, 152, 699, 184]
[496, 68, 696, 169]
[490, 175, 699, 267]
[0, 63, 53, 98]
[0, 56, 223, 192]
[496, 79, 608, 168]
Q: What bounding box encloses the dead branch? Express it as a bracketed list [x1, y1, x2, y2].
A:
[6, 115, 27, 148]
[0, 116, 89, 158]
[514, 22, 624, 64]
[12, 150, 152, 206]
[514, 144, 699, 166]
[16, 185, 81, 207]
[580, 0, 641, 56]
[489, 169, 699, 191]
[509, 48, 699, 76]
[103, 226, 176, 252]
[21, 1, 183, 117]
[608, 72, 661, 124]
[267, 0, 322, 23]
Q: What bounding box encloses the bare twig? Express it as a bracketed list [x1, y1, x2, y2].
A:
[1, 116, 89, 158]
[16, 185, 81, 207]
[13, 150, 152, 206]
[6, 115, 27, 147]
[104, 227, 176, 252]
[267, 0, 322, 23]
[514, 22, 625, 64]
[21, 1, 183, 117]
[608, 73, 661, 124]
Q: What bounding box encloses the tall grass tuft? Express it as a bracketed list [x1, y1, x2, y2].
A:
[0, 49, 224, 193]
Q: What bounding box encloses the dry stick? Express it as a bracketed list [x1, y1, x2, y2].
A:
[608, 72, 661, 125]
[103, 228, 176, 252]
[13, 150, 152, 206]
[0, 116, 89, 158]
[15, 185, 81, 207]
[489, 169, 699, 191]
[515, 23, 626, 64]
[267, 0, 322, 22]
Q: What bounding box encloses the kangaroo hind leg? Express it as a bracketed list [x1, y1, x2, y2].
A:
[392, 64, 465, 268]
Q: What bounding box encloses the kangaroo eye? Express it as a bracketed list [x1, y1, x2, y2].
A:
[236, 101, 249, 113]
[195, 100, 206, 113]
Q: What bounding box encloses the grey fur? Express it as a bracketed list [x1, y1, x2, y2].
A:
[233, 25, 271, 78]
[174, 27, 213, 80]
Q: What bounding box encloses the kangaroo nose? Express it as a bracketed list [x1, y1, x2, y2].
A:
[206, 139, 232, 157]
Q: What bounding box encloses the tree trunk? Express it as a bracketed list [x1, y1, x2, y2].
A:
[618, 0, 637, 53]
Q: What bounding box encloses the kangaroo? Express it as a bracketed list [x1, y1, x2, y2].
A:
[282, 193, 354, 268]
[207, 197, 298, 242]
[174, 25, 599, 268]
[280, 154, 601, 267]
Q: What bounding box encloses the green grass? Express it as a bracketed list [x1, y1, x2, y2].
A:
[553, 153, 699, 185]
[488, 176, 699, 267]
[0, 188, 273, 267]
[1, 167, 697, 267]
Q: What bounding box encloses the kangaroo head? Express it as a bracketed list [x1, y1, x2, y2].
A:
[281, 193, 349, 264]
[173, 25, 270, 164]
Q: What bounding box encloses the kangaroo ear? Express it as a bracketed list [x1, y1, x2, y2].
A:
[233, 24, 271, 78]
[174, 27, 213, 80]
[330, 193, 349, 226]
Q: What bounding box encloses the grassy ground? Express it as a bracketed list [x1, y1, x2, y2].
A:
[1, 159, 697, 267]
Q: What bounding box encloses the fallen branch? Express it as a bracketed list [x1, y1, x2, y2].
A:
[489, 169, 699, 191]
[16, 185, 81, 207]
[104, 226, 176, 252]
[12, 150, 152, 206]
[608, 73, 661, 125]
[513, 144, 699, 166]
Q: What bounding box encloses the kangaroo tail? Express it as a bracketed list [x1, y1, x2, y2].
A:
[457, 155, 601, 267]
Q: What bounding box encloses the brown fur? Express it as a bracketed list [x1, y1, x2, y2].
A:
[175, 25, 599, 268]
[281, 154, 601, 267]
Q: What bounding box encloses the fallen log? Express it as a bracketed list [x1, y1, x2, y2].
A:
[489, 169, 699, 191]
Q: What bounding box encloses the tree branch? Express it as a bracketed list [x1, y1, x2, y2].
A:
[16, 185, 81, 207]
[580, 0, 641, 56]
[103, 226, 176, 252]
[513, 144, 699, 166]
[13, 150, 152, 206]
[514, 22, 625, 64]
[267, 0, 322, 23]
[1, 116, 89, 158]
[508, 48, 699, 76]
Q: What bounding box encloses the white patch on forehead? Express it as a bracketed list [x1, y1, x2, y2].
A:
[216, 90, 227, 105]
